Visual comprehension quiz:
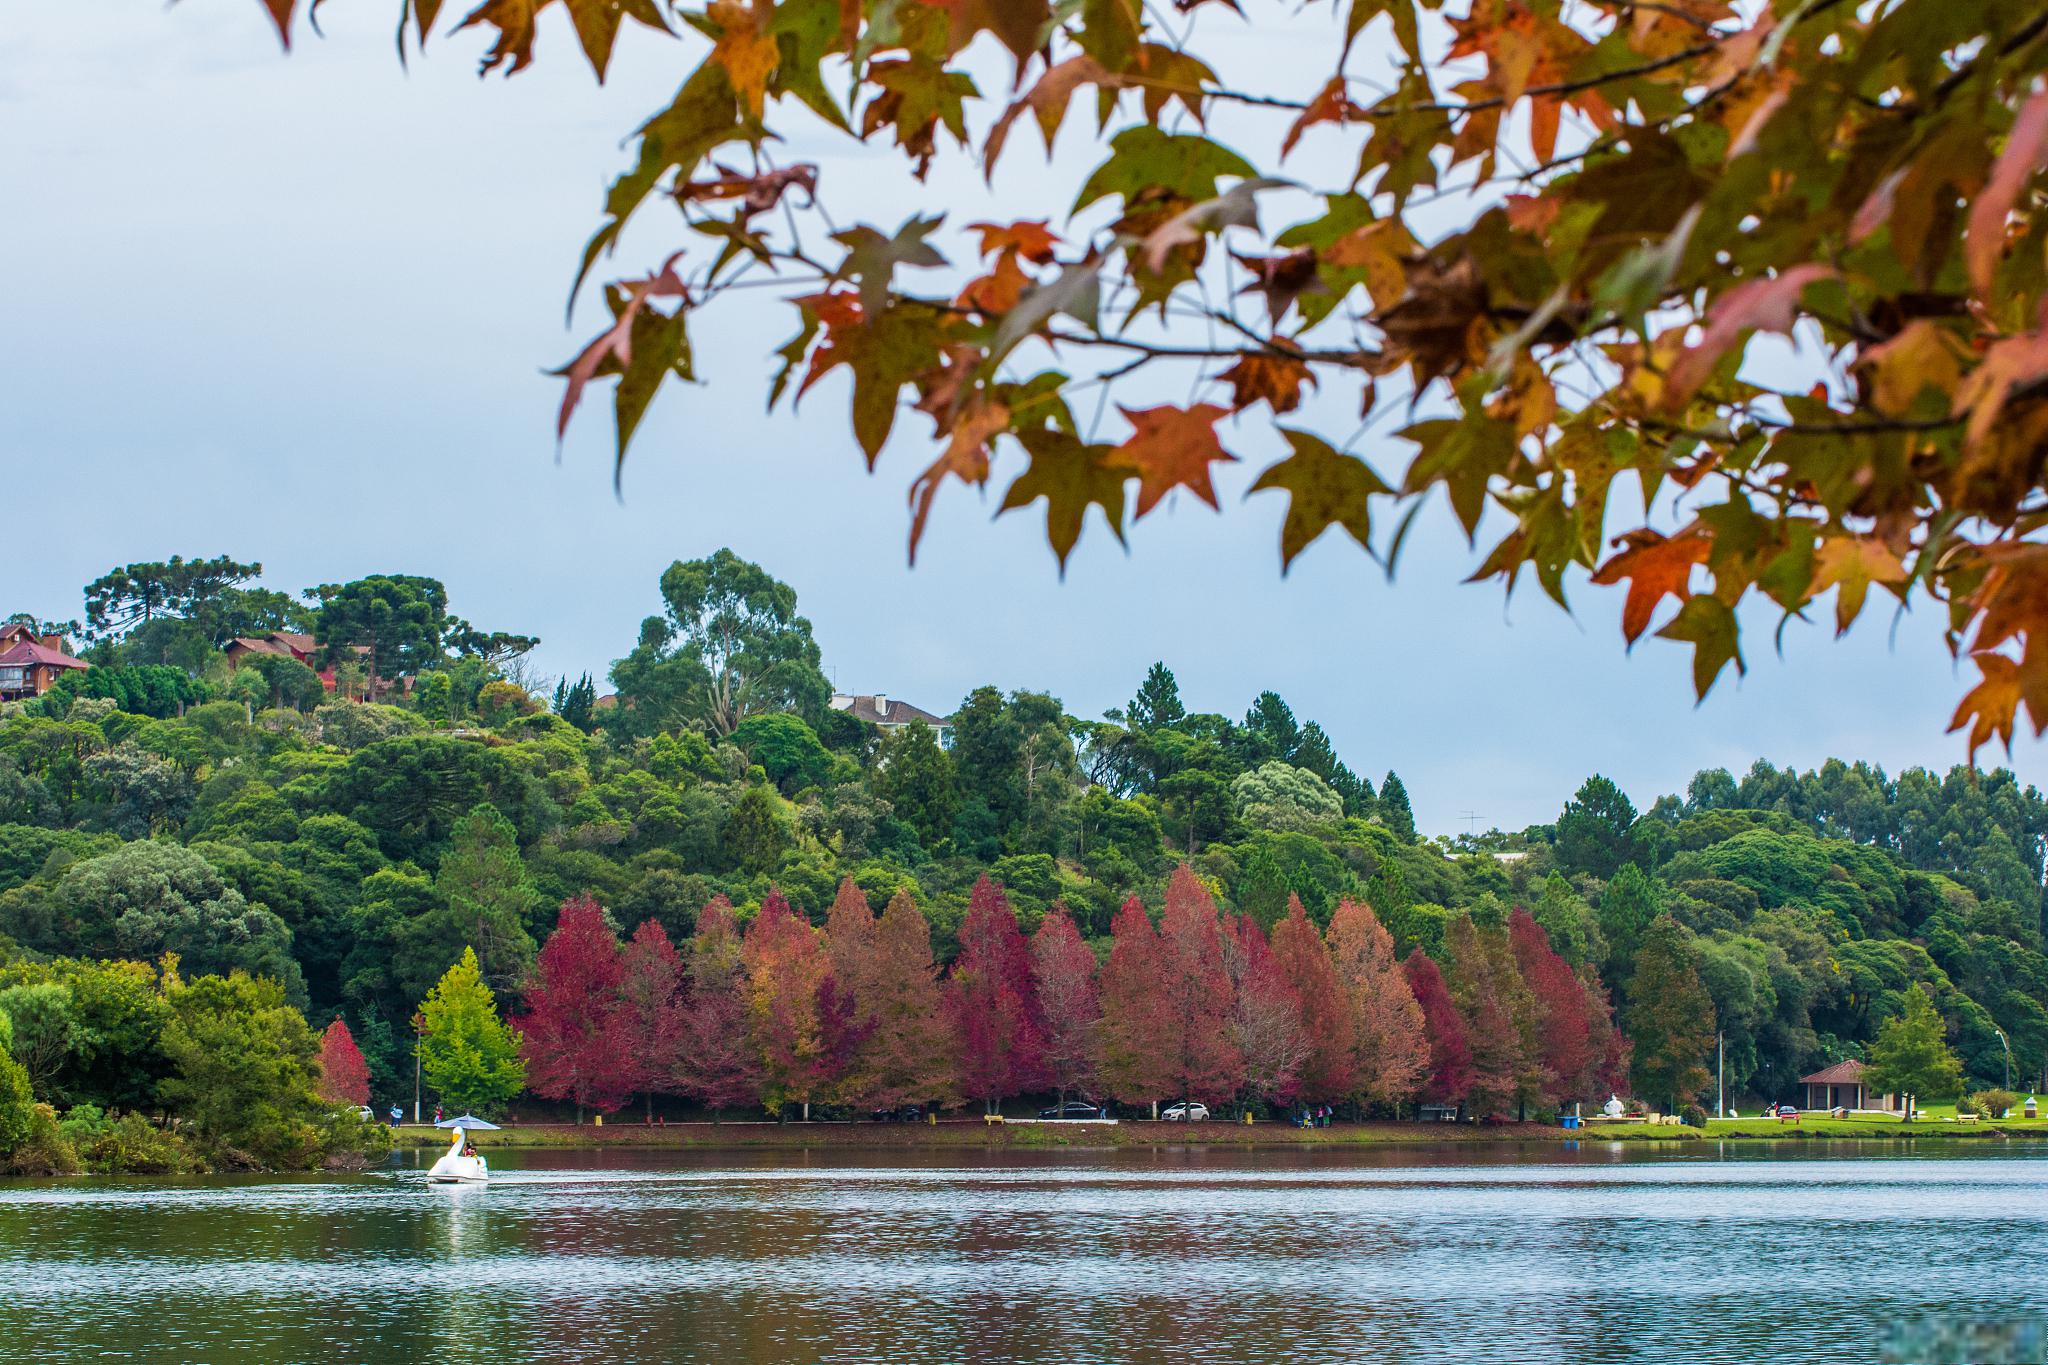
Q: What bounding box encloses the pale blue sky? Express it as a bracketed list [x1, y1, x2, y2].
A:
[2, 1, 2034, 832]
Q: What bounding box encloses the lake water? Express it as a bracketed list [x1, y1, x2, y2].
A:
[4, 1141, 2045, 1364]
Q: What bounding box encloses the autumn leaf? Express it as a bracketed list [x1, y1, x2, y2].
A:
[1216, 354, 1316, 413]
[1282, 78, 1362, 159]
[1111, 404, 1236, 517]
[1139, 178, 1289, 273]
[909, 395, 1009, 564]
[1247, 429, 1391, 570]
[1660, 265, 1832, 411]
[556, 252, 690, 445]
[1948, 651, 2028, 756]
[1811, 535, 1905, 636]
[832, 216, 949, 316]
[1590, 527, 1710, 644]
[709, 0, 780, 114]
[256, 0, 294, 48]
[677, 163, 819, 221]
[1966, 87, 2048, 299]
[999, 427, 1129, 572]
[983, 56, 1119, 175]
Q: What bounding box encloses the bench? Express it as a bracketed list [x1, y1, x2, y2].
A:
[1956, 1112, 1980, 1123]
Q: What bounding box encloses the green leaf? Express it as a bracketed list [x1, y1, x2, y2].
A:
[998, 427, 1128, 573]
[1074, 126, 1257, 212]
[1247, 428, 1391, 570]
[1655, 595, 1746, 699]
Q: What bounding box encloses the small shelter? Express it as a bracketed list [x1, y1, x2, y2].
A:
[1799, 1058, 1901, 1113]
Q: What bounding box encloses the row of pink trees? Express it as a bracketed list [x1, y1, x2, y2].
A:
[508, 866, 1629, 1121]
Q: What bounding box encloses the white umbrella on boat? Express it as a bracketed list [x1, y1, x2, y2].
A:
[428, 1117, 496, 1183]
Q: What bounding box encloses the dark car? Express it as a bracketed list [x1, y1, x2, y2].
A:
[870, 1105, 925, 1122]
[1037, 1101, 1104, 1120]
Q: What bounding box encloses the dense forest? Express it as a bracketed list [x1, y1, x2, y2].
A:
[2, 549, 2045, 1168]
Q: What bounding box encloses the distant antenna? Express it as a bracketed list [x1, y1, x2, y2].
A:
[1461, 810, 1481, 837]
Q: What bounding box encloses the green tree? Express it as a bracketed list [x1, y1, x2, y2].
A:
[874, 721, 956, 849]
[1625, 916, 1718, 1111]
[1239, 691, 1300, 766]
[724, 784, 792, 874]
[1598, 863, 1664, 981]
[83, 555, 265, 642]
[1863, 984, 1964, 1120]
[1232, 761, 1343, 834]
[416, 947, 525, 1117]
[0, 983, 81, 1099]
[732, 712, 833, 793]
[1377, 772, 1417, 843]
[157, 970, 330, 1169]
[416, 804, 539, 996]
[310, 575, 450, 692]
[1556, 776, 1640, 879]
[0, 1011, 31, 1158]
[609, 549, 828, 737]
[1125, 663, 1184, 732]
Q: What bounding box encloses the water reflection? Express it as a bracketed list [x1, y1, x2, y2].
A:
[3, 1143, 2043, 1364]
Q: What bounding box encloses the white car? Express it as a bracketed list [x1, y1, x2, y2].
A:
[1161, 1102, 1210, 1122]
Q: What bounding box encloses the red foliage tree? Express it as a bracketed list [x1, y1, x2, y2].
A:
[516, 896, 632, 1121]
[946, 876, 1047, 1114]
[1222, 914, 1311, 1108]
[316, 1017, 371, 1107]
[1096, 895, 1174, 1108]
[1509, 907, 1594, 1111]
[618, 917, 688, 1119]
[1402, 949, 1474, 1111]
[1327, 897, 1428, 1112]
[851, 890, 956, 1110]
[742, 887, 835, 1118]
[1268, 895, 1355, 1103]
[1030, 901, 1099, 1109]
[1156, 866, 1243, 1106]
[822, 876, 883, 1104]
[680, 896, 759, 1118]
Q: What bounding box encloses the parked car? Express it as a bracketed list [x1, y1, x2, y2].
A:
[1037, 1101, 1104, 1120]
[870, 1105, 925, 1123]
[352, 1106, 374, 1122]
[1161, 1102, 1210, 1122]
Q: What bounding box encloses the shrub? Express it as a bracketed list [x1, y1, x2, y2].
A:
[2, 1102, 80, 1175]
[1681, 1103, 1708, 1128]
[60, 1106, 197, 1174]
[1965, 1089, 2019, 1120]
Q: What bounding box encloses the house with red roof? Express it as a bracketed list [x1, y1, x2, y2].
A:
[829, 692, 955, 748]
[1799, 1058, 1901, 1114]
[0, 630, 89, 701]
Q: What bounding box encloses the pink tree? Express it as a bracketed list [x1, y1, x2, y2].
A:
[1509, 907, 1594, 1111]
[1156, 866, 1243, 1107]
[681, 897, 760, 1118]
[1268, 895, 1355, 1103]
[854, 890, 955, 1110]
[316, 1017, 371, 1107]
[1403, 948, 1475, 1111]
[618, 918, 688, 1120]
[516, 896, 632, 1121]
[1096, 895, 1174, 1109]
[1031, 901, 1100, 1110]
[1223, 914, 1311, 1109]
[946, 876, 1047, 1114]
[742, 888, 835, 1118]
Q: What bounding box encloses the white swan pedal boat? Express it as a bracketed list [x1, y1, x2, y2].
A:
[427, 1116, 496, 1184]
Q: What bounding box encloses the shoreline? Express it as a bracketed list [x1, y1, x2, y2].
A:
[386, 1118, 2048, 1149]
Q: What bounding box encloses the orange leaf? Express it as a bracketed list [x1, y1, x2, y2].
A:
[1111, 404, 1237, 517]
[1281, 78, 1360, 159]
[1216, 354, 1316, 414]
[259, 0, 294, 48]
[1967, 87, 2048, 299]
[909, 396, 1008, 564]
[709, 0, 778, 117]
[1589, 527, 1710, 644]
[968, 220, 1060, 264]
[983, 56, 1117, 175]
[1811, 535, 1904, 637]
[1951, 651, 2023, 756]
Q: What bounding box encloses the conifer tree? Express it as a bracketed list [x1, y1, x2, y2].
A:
[947, 877, 1047, 1115]
[679, 897, 759, 1118]
[1863, 984, 1963, 1120]
[1625, 915, 1717, 1111]
[1378, 773, 1417, 843]
[1442, 915, 1524, 1118]
[618, 917, 687, 1119]
[1222, 914, 1310, 1109]
[1508, 907, 1594, 1110]
[1030, 903, 1099, 1111]
[741, 889, 833, 1118]
[851, 890, 955, 1110]
[1096, 896, 1173, 1110]
[315, 1017, 371, 1107]
[1402, 949, 1474, 1112]
[1269, 895, 1354, 1103]
[1328, 897, 1428, 1112]
[417, 946, 525, 1117]
[516, 896, 631, 1121]
[1157, 867, 1243, 1107]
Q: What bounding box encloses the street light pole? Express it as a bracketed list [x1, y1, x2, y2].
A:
[1995, 1027, 2012, 1091]
[1716, 1031, 1725, 1119]
[411, 1010, 425, 1126]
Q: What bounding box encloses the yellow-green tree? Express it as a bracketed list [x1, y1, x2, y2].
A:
[1863, 984, 1964, 1121]
[417, 948, 526, 1117]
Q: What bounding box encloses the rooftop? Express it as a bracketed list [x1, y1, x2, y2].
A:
[829, 693, 951, 728]
[0, 639, 88, 670]
[1799, 1058, 1867, 1086]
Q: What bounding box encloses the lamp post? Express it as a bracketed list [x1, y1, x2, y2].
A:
[1994, 1027, 2012, 1091]
[411, 1009, 427, 1126]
